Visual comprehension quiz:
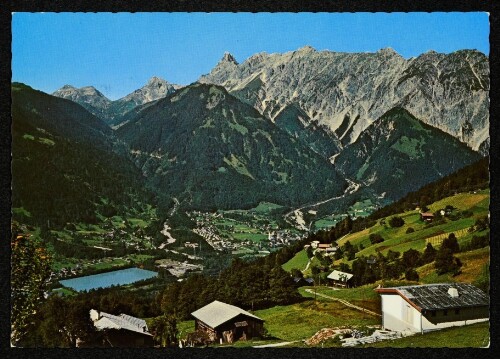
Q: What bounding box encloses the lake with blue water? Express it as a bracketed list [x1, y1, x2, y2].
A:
[59, 267, 158, 292]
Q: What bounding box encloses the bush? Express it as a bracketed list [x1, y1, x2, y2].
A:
[474, 216, 489, 232]
[461, 233, 489, 252]
[406, 227, 415, 234]
[435, 248, 462, 275]
[369, 233, 384, 244]
[402, 249, 421, 268]
[405, 268, 420, 281]
[420, 243, 437, 264]
[442, 233, 459, 253]
[389, 216, 405, 228]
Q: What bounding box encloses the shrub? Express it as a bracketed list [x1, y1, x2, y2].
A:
[405, 268, 419, 281]
[369, 233, 384, 244]
[461, 233, 489, 252]
[389, 216, 405, 228]
[402, 249, 421, 268]
[435, 248, 462, 275]
[420, 243, 437, 264]
[406, 227, 415, 234]
[442, 233, 459, 253]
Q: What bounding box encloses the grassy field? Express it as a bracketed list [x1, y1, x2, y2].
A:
[251, 202, 285, 213]
[334, 190, 489, 264]
[282, 249, 309, 272]
[301, 285, 381, 314]
[254, 299, 379, 342]
[51, 287, 77, 296]
[314, 217, 338, 229]
[361, 322, 489, 348]
[418, 246, 490, 284]
[177, 320, 195, 339]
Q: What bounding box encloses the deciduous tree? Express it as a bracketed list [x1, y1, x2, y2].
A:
[11, 221, 51, 346]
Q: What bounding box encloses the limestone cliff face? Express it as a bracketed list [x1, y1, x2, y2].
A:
[199, 47, 489, 151]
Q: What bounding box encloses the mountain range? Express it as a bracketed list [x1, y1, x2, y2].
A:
[17, 46, 488, 224]
[199, 47, 489, 153]
[116, 83, 347, 210]
[53, 77, 181, 126]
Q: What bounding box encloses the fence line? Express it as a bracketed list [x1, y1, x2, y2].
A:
[424, 228, 469, 247]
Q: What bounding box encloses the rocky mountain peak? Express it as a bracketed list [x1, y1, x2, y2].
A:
[147, 76, 166, 86]
[296, 45, 316, 54]
[377, 47, 400, 57]
[199, 46, 488, 151]
[80, 86, 106, 97]
[220, 52, 238, 65]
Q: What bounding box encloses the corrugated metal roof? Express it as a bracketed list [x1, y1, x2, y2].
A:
[191, 300, 264, 329]
[327, 270, 353, 281]
[119, 313, 147, 330]
[379, 283, 489, 311]
[92, 310, 152, 336]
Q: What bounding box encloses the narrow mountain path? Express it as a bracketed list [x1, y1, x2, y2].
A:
[304, 288, 381, 317]
[253, 341, 299, 348]
[303, 259, 312, 271]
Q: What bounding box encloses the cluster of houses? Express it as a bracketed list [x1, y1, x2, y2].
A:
[267, 230, 303, 248]
[84, 281, 488, 347]
[155, 258, 203, 278]
[191, 211, 303, 254]
[307, 240, 338, 255]
[192, 225, 232, 252]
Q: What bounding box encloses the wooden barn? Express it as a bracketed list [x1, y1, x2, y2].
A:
[376, 283, 489, 334]
[79, 309, 154, 347]
[420, 212, 435, 222]
[191, 300, 264, 344]
[327, 270, 354, 288]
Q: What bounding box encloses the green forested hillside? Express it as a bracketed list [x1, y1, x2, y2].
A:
[274, 103, 340, 158]
[11, 83, 160, 229]
[283, 157, 489, 293]
[117, 83, 347, 210]
[336, 107, 482, 201]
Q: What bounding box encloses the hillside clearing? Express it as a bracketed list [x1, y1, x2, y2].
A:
[282, 249, 309, 272]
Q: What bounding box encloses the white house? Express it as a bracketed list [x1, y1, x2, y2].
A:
[327, 270, 354, 288]
[375, 283, 489, 334]
[310, 240, 320, 249]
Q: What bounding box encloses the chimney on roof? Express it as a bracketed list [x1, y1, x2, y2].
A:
[448, 287, 459, 298]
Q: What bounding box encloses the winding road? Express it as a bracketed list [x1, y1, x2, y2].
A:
[284, 178, 361, 226]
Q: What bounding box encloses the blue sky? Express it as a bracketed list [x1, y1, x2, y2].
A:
[12, 12, 489, 100]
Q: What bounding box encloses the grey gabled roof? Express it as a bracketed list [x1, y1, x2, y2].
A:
[92, 310, 152, 336]
[191, 300, 264, 329]
[377, 283, 489, 311]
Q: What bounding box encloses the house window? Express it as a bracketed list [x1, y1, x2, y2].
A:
[443, 310, 448, 316]
[455, 309, 460, 315]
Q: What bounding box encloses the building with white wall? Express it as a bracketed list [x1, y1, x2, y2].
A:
[376, 283, 489, 334]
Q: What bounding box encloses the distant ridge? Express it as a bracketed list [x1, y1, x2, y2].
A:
[53, 76, 182, 124]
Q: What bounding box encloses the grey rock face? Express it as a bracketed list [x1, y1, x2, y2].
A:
[117, 76, 179, 107]
[52, 85, 112, 120]
[199, 47, 489, 151]
[53, 77, 181, 124]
